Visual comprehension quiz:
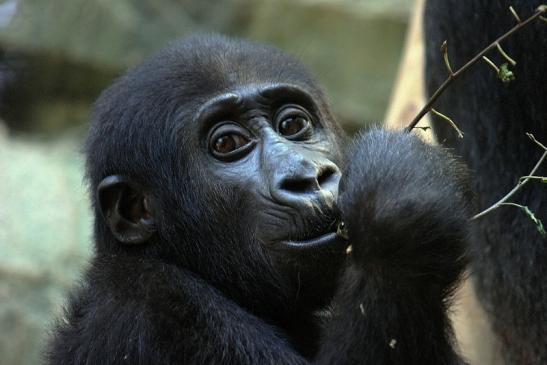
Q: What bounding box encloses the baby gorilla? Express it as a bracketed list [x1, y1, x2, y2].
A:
[47, 35, 472, 365]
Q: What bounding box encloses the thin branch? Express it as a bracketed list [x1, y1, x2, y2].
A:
[441, 40, 454, 75]
[519, 176, 547, 183]
[473, 148, 547, 220]
[430, 108, 463, 138]
[527, 132, 547, 150]
[496, 42, 517, 65]
[404, 6, 546, 133]
[509, 6, 522, 22]
[498, 203, 546, 236]
[500, 202, 526, 209]
[482, 56, 500, 72]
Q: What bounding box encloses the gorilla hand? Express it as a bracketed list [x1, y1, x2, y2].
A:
[318, 129, 472, 365]
[338, 128, 473, 290]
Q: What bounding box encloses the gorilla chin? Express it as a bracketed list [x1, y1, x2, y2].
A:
[259, 198, 344, 252]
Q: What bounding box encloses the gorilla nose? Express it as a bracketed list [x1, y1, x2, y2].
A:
[272, 161, 341, 206]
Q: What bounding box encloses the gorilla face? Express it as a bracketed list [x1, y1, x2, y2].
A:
[196, 83, 342, 251]
[87, 36, 346, 313]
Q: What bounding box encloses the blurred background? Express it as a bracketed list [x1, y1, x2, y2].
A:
[0, 0, 411, 364]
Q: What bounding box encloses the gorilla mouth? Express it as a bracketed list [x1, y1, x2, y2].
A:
[279, 232, 341, 251]
[271, 222, 344, 252]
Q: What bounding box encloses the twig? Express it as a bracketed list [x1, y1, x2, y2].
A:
[509, 6, 522, 22]
[482, 56, 500, 73]
[498, 203, 546, 236]
[473, 148, 547, 220]
[527, 132, 547, 150]
[501, 202, 526, 208]
[430, 108, 463, 138]
[496, 42, 517, 65]
[441, 40, 454, 75]
[404, 6, 546, 133]
[519, 175, 547, 183]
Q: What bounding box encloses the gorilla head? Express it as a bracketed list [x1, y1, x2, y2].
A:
[86, 35, 346, 319]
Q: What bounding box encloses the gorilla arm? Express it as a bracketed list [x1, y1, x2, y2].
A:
[48, 255, 311, 365]
[317, 128, 472, 365]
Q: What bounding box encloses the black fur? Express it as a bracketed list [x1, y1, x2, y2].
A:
[320, 128, 472, 365]
[425, 1, 547, 363]
[47, 35, 473, 364]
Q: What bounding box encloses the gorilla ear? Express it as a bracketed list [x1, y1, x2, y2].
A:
[97, 175, 156, 244]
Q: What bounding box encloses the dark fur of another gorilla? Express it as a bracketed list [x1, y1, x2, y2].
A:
[426, 0, 546, 363]
[47, 35, 473, 364]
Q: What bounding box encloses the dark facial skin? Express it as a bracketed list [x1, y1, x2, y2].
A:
[197, 83, 342, 251]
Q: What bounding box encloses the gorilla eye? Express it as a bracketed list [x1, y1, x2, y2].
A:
[279, 117, 309, 136]
[209, 123, 255, 161]
[275, 106, 313, 139]
[214, 134, 247, 154]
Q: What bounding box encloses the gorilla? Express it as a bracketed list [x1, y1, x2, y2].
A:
[426, 0, 546, 363]
[46, 34, 473, 364]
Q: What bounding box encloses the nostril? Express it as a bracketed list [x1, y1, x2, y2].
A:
[280, 177, 318, 193]
[279, 166, 339, 194]
[317, 166, 337, 187]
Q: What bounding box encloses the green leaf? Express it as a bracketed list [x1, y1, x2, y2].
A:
[337, 222, 349, 240]
[498, 63, 516, 83]
[520, 205, 546, 236]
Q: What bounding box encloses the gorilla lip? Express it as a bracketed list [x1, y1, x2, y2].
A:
[273, 231, 343, 252]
